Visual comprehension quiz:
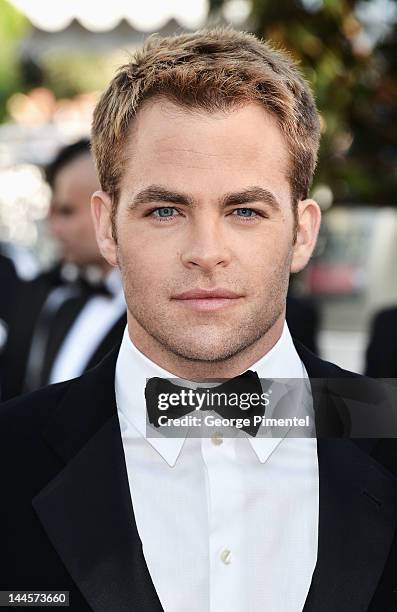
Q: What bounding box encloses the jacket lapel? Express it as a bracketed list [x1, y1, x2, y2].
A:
[295, 340, 397, 610]
[33, 348, 163, 612]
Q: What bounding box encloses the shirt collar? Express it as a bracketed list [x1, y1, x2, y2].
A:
[115, 322, 310, 466]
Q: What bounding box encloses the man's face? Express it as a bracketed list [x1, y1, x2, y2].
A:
[49, 154, 103, 267]
[94, 100, 319, 364]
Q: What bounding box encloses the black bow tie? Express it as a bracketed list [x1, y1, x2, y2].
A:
[145, 370, 269, 437]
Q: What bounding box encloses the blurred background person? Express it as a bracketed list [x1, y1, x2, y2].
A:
[1, 139, 126, 400]
[365, 306, 397, 378]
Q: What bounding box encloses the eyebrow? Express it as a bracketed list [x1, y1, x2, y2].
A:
[128, 186, 194, 209]
[128, 185, 281, 211]
[223, 187, 280, 210]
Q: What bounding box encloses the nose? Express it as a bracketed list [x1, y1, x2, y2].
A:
[180, 217, 232, 272]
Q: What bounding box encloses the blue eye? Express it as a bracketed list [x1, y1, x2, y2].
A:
[233, 208, 257, 217]
[153, 207, 177, 218]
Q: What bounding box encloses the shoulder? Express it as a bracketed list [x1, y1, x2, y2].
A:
[0, 380, 74, 439]
[15, 264, 63, 300]
[0, 347, 119, 457]
[294, 338, 390, 410]
[0, 381, 79, 493]
[293, 338, 361, 379]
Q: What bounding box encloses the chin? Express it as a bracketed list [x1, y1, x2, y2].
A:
[165, 337, 245, 363]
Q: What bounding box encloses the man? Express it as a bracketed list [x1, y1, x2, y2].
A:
[1, 29, 397, 611]
[1, 140, 126, 399]
[365, 306, 397, 378]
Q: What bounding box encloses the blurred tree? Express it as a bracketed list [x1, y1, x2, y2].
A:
[210, 0, 397, 206]
[0, 0, 28, 121]
[41, 52, 120, 99]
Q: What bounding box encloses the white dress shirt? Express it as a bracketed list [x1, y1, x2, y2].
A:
[115, 323, 319, 612]
[49, 269, 125, 384]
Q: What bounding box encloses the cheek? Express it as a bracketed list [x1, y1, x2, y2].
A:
[119, 237, 171, 285]
[239, 228, 291, 263]
[247, 241, 293, 293]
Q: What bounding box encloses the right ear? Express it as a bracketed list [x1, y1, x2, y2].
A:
[91, 191, 118, 267]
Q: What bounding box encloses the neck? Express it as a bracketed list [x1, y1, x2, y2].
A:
[127, 312, 285, 380]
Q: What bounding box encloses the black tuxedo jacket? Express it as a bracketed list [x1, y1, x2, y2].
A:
[1, 342, 397, 611]
[0, 253, 19, 333]
[0, 254, 20, 393]
[365, 306, 397, 378]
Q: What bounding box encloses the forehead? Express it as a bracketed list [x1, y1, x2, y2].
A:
[121, 99, 291, 203]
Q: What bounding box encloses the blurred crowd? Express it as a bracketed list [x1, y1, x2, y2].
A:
[0, 138, 395, 402]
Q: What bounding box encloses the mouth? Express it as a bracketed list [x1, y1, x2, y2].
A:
[171, 288, 244, 312]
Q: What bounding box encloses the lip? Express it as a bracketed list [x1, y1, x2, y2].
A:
[172, 288, 243, 311]
[173, 288, 242, 299]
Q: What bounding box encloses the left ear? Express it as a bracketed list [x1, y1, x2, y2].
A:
[290, 198, 321, 273]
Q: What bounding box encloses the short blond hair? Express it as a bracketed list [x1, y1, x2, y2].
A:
[92, 28, 320, 218]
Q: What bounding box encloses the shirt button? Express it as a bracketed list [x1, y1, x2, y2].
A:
[211, 432, 223, 446]
[220, 549, 232, 565]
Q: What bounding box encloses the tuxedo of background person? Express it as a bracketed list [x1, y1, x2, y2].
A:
[0, 262, 65, 399]
[365, 306, 397, 378]
[0, 252, 20, 384]
[2, 327, 397, 612]
[0, 265, 126, 400]
[286, 294, 321, 355]
[0, 252, 20, 344]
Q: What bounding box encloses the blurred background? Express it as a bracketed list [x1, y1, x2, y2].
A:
[0, 0, 396, 379]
